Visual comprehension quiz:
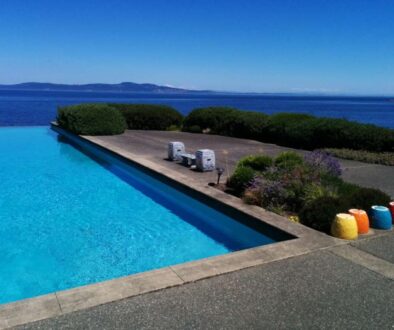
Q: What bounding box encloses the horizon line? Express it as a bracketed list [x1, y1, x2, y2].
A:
[0, 81, 393, 98]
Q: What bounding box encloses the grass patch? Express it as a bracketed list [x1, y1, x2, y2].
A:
[324, 148, 394, 166]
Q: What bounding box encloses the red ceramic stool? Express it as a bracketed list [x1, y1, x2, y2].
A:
[389, 202, 394, 223]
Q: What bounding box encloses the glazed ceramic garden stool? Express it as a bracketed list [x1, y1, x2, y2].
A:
[331, 213, 358, 240]
[370, 206, 392, 230]
[348, 209, 369, 234]
[389, 202, 394, 223]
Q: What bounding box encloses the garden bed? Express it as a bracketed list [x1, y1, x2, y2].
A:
[223, 151, 391, 234]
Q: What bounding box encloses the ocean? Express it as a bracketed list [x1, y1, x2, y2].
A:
[0, 90, 393, 128]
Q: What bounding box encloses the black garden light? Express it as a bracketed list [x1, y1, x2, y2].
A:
[216, 167, 225, 185]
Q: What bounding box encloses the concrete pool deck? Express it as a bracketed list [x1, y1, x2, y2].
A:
[84, 130, 394, 197]
[17, 235, 394, 330]
[2, 129, 393, 329]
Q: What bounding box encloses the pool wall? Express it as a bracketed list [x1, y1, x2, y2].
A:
[0, 125, 340, 329]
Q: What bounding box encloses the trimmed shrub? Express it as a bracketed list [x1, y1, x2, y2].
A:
[266, 114, 394, 152]
[188, 125, 202, 133]
[183, 107, 394, 151]
[182, 107, 238, 134]
[166, 125, 180, 131]
[57, 104, 126, 135]
[299, 196, 343, 233]
[221, 111, 269, 139]
[343, 187, 391, 211]
[183, 107, 270, 140]
[237, 155, 273, 172]
[265, 113, 315, 147]
[226, 166, 255, 196]
[274, 151, 304, 170]
[110, 104, 183, 130]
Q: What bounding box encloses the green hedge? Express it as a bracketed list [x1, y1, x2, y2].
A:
[182, 107, 237, 134]
[182, 107, 270, 139]
[109, 104, 183, 130]
[182, 107, 394, 151]
[57, 104, 126, 135]
[266, 114, 394, 151]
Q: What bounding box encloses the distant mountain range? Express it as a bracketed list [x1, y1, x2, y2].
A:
[1, 82, 392, 98]
[0, 82, 212, 94]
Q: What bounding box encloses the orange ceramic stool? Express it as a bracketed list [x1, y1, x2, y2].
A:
[349, 209, 369, 234]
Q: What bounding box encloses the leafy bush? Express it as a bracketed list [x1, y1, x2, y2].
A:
[343, 187, 391, 211]
[303, 184, 338, 205]
[299, 196, 343, 233]
[259, 180, 289, 211]
[242, 188, 261, 206]
[57, 104, 126, 135]
[226, 166, 255, 196]
[324, 148, 394, 166]
[274, 151, 304, 170]
[110, 104, 183, 130]
[273, 166, 317, 212]
[237, 155, 273, 171]
[320, 175, 359, 197]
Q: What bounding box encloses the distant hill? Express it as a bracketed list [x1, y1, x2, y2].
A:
[0, 82, 212, 94]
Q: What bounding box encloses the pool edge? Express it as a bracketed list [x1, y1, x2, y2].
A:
[0, 125, 342, 329]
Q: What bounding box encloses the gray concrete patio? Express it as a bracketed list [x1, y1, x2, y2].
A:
[81, 130, 394, 197]
[9, 130, 394, 329]
[18, 233, 394, 330]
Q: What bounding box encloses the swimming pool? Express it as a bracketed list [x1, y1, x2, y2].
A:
[0, 127, 289, 305]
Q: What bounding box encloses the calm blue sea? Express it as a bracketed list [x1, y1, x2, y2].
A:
[0, 90, 393, 128]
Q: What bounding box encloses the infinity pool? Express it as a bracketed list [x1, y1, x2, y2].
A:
[0, 127, 287, 304]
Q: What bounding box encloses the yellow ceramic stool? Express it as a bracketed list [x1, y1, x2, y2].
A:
[331, 213, 358, 240]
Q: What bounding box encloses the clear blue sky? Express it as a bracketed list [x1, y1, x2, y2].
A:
[0, 0, 393, 94]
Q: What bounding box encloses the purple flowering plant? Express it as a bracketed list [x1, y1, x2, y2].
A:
[304, 150, 342, 177]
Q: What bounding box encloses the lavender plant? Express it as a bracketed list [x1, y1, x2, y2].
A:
[304, 150, 342, 177]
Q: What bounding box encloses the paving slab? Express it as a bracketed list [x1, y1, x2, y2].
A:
[0, 294, 61, 329]
[329, 243, 394, 279]
[351, 233, 394, 264]
[17, 251, 394, 330]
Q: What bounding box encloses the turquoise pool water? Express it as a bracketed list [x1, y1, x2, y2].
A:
[0, 127, 282, 304]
